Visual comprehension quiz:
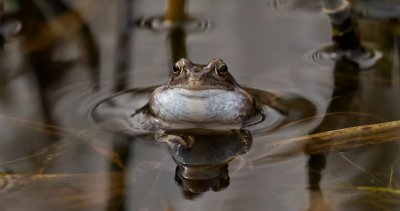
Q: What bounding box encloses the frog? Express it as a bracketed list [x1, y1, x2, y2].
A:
[95, 58, 284, 148]
[149, 58, 257, 127]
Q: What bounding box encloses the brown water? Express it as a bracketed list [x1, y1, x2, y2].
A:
[1, 0, 400, 210]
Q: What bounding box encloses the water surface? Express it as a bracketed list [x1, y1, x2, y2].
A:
[1, 0, 400, 210]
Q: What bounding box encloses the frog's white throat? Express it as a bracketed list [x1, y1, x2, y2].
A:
[149, 87, 254, 124]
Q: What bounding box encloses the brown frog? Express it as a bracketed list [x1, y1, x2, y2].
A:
[149, 58, 256, 128]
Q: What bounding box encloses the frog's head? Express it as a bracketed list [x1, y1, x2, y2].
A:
[167, 58, 240, 91]
[149, 58, 255, 124]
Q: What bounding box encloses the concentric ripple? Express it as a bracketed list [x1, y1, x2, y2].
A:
[266, 0, 322, 12]
[135, 16, 212, 33]
[91, 86, 287, 136]
[308, 43, 382, 69]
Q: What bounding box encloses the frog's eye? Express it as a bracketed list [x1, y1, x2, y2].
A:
[216, 64, 228, 76]
[172, 63, 181, 75]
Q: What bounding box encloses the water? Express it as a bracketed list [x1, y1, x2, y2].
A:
[1, 0, 400, 210]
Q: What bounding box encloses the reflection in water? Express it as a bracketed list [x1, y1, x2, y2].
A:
[175, 164, 230, 199]
[135, 0, 210, 63]
[0, 0, 3, 49]
[165, 129, 252, 198]
[306, 56, 360, 210]
[306, 2, 364, 209]
[16, 0, 99, 127]
[114, 0, 135, 91]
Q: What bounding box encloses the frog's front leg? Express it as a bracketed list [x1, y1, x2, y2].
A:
[154, 130, 195, 148]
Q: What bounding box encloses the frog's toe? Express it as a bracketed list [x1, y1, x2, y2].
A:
[169, 136, 185, 145]
[170, 135, 195, 148]
[155, 133, 195, 148]
[185, 136, 195, 147]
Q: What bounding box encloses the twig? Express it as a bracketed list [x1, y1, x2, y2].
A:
[266, 120, 400, 154]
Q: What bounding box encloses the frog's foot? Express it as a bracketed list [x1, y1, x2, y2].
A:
[155, 130, 195, 148]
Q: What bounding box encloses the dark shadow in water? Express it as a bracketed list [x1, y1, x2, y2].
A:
[304, 3, 400, 208]
[20, 0, 100, 87]
[168, 27, 187, 64]
[306, 57, 360, 210]
[114, 0, 135, 92]
[110, 0, 137, 209]
[13, 0, 102, 173]
[0, 0, 4, 50]
[305, 4, 364, 209]
[17, 0, 99, 124]
[306, 4, 364, 209]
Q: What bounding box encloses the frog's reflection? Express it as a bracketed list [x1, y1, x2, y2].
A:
[175, 164, 229, 199]
[160, 128, 252, 198]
